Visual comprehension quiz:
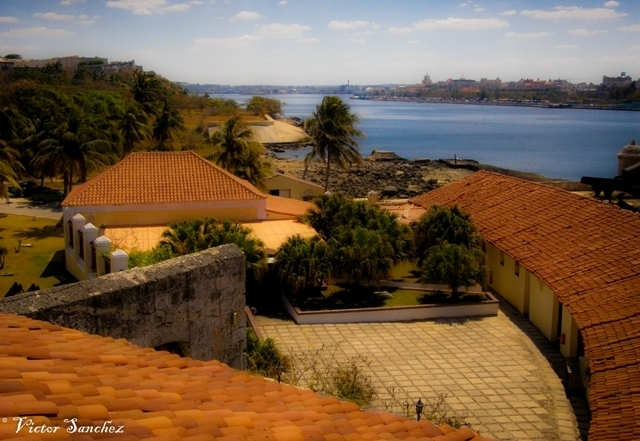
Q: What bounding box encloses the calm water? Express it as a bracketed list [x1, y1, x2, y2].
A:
[224, 94, 640, 181]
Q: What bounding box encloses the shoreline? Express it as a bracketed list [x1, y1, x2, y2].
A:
[270, 152, 590, 199]
[353, 96, 640, 112]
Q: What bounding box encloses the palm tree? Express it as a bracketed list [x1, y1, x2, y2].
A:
[128, 69, 163, 114]
[152, 99, 184, 151]
[0, 155, 19, 202]
[274, 235, 331, 294]
[208, 115, 272, 187]
[160, 218, 267, 283]
[32, 110, 118, 193]
[330, 227, 394, 286]
[304, 96, 364, 190]
[110, 103, 150, 155]
[208, 115, 254, 173]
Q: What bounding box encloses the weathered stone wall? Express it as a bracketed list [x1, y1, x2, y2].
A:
[0, 245, 246, 368]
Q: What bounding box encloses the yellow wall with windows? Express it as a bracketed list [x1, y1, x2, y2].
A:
[486, 243, 529, 314]
[264, 174, 324, 201]
[81, 207, 259, 227]
[560, 304, 580, 358]
[528, 274, 559, 341]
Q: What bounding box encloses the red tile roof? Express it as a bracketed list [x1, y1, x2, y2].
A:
[409, 171, 640, 441]
[0, 313, 489, 441]
[268, 173, 325, 190]
[266, 196, 313, 217]
[63, 152, 265, 207]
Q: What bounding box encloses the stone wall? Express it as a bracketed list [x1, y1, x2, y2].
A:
[0, 245, 246, 368]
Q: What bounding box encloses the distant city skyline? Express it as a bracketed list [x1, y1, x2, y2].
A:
[0, 0, 639, 85]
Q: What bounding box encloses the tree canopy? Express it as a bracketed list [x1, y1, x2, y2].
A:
[245, 96, 284, 119]
[304, 96, 364, 190]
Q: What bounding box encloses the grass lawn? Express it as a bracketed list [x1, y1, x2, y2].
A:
[292, 284, 487, 311]
[389, 260, 422, 283]
[0, 214, 75, 297]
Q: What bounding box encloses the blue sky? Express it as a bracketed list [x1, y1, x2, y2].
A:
[0, 0, 639, 85]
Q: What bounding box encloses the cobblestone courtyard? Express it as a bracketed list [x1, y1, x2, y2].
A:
[256, 304, 582, 441]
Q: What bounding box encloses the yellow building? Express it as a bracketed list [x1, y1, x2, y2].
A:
[62, 151, 315, 280]
[409, 171, 640, 441]
[264, 172, 324, 201]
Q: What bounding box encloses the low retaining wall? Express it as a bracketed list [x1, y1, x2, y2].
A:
[282, 292, 499, 325]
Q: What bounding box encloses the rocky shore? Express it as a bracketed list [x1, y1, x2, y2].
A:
[270, 150, 590, 198]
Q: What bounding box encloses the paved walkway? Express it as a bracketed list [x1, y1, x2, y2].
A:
[0, 199, 63, 220]
[256, 302, 582, 441]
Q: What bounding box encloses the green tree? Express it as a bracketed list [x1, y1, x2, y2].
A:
[304, 194, 413, 263]
[245, 96, 284, 118]
[0, 155, 19, 202]
[330, 227, 395, 286]
[274, 235, 331, 294]
[152, 99, 184, 151]
[4, 54, 22, 59]
[110, 102, 150, 154]
[411, 205, 483, 266]
[421, 242, 487, 299]
[160, 218, 267, 283]
[304, 96, 364, 190]
[128, 69, 163, 114]
[32, 109, 118, 192]
[207, 115, 272, 187]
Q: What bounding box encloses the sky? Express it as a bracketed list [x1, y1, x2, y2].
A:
[0, 0, 639, 86]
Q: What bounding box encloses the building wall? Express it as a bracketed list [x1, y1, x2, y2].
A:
[264, 174, 324, 201]
[0, 245, 247, 368]
[486, 243, 529, 314]
[528, 273, 560, 341]
[560, 304, 580, 358]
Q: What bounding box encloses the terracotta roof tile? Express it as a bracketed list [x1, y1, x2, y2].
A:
[0, 313, 489, 441]
[408, 171, 640, 441]
[62, 152, 265, 207]
[266, 196, 313, 217]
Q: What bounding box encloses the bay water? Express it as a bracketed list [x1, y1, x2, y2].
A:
[225, 94, 640, 181]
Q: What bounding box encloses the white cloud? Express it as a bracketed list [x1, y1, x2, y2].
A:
[631, 45, 640, 51]
[193, 34, 261, 48]
[0, 27, 73, 38]
[278, 0, 287, 4]
[231, 11, 263, 21]
[34, 12, 76, 21]
[34, 11, 96, 25]
[604, 1, 620, 7]
[568, 28, 610, 36]
[475, 8, 485, 12]
[256, 23, 311, 38]
[106, 0, 190, 14]
[347, 38, 366, 44]
[502, 10, 516, 16]
[60, 0, 86, 5]
[388, 27, 414, 34]
[505, 31, 554, 39]
[164, 3, 189, 11]
[618, 24, 640, 32]
[459, 1, 471, 7]
[297, 38, 318, 44]
[0, 16, 19, 23]
[189, 0, 204, 4]
[555, 44, 579, 49]
[413, 17, 509, 31]
[520, 6, 626, 20]
[327, 20, 370, 30]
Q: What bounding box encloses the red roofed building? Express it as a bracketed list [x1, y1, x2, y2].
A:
[62, 152, 315, 281]
[409, 171, 640, 441]
[0, 313, 489, 441]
